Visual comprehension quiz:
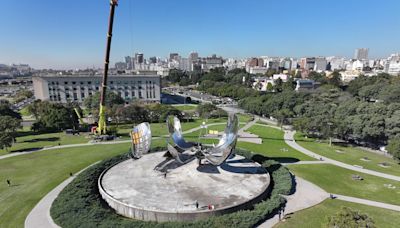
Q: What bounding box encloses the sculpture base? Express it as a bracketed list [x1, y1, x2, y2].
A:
[98, 152, 271, 222]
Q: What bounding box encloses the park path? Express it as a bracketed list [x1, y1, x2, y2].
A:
[24, 162, 100, 228]
[238, 118, 262, 144]
[259, 176, 329, 228]
[333, 194, 400, 212]
[284, 130, 400, 182]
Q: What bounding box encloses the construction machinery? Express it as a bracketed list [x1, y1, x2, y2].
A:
[97, 0, 118, 135]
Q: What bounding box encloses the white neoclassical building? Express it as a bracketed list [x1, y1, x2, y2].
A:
[33, 73, 161, 103]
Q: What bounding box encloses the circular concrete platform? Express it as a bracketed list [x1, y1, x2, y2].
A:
[99, 152, 270, 222]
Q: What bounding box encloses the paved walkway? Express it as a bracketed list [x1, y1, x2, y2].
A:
[25, 162, 99, 228]
[333, 194, 400, 212]
[238, 119, 262, 144]
[259, 176, 329, 228]
[284, 130, 400, 182]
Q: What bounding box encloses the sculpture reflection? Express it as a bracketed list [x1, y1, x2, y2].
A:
[130, 122, 152, 159]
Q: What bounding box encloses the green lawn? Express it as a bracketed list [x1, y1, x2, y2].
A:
[0, 132, 88, 156]
[275, 199, 400, 228]
[171, 104, 198, 111]
[19, 106, 31, 116]
[288, 164, 400, 205]
[237, 125, 314, 162]
[0, 138, 166, 228]
[237, 113, 253, 123]
[295, 132, 400, 177]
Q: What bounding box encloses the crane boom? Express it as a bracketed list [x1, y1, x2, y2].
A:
[97, 0, 118, 135]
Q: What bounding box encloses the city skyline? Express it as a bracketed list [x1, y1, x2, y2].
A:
[1, 0, 400, 69]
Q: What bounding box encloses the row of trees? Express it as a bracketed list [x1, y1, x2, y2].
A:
[236, 73, 399, 162]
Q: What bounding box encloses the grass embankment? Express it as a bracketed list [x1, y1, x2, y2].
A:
[294, 132, 400, 177]
[288, 164, 400, 206]
[275, 199, 400, 228]
[237, 125, 314, 162]
[0, 138, 165, 228]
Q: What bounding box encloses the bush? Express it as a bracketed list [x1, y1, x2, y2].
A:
[51, 149, 293, 228]
[327, 206, 375, 228]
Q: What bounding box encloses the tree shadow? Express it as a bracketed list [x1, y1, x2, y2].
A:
[22, 137, 60, 143]
[10, 147, 43, 153]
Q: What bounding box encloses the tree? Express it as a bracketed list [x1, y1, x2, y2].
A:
[0, 116, 21, 151]
[328, 71, 342, 87]
[0, 100, 21, 119]
[267, 82, 273, 92]
[14, 89, 34, 103]
[196, 103, 218, 118]
[308, 71, 327, 84]
[387, 136, 400, 163]
[273, 78, 283, 92]
[327, 207, 375, 228]
[30, 101, 79, 132]
[83, 91, 124, 112]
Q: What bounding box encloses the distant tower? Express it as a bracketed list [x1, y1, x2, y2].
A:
[354, 48, 369, 60]
[135, 53, 144, 64]
[189, 52, 199, 62]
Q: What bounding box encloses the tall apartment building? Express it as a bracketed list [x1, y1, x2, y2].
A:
[33, 73, 161, 104]
[354, 48, 369, 60]
[314, 57, 327, 71]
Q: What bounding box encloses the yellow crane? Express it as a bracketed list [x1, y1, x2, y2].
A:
[97, 0, 118, 135]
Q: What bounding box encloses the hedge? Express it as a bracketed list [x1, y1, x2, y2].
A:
[51, 149, 292, 228]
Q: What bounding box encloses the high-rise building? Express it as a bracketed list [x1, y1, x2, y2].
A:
[169, 53, 179, 61]
[314, 57, 327, 71]
[125, 56, 133, 70]
[189, 52, 199, 62]
[149, 56, 157, 64]
[135, 53, 144, 64]
[354, 48, 369, 60]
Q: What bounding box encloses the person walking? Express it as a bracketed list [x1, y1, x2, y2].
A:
[278, 209, 282, 221]
[6, 179, 11, 187]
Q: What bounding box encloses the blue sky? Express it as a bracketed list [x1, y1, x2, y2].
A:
[1, 0, 399, 69]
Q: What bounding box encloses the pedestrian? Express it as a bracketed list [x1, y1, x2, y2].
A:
[278, 209, 282, 221]
[6, 179, 11, 187]
[69, 172, 73, 177]
[195, 200, 199, 209]
[164, 172, 167, 178]
[282, 206, 286, 216]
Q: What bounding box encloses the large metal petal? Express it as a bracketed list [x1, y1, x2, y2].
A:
[203, 114, 239, 165]
[167, 115, 195, 150]
[130, 122, 152, 158]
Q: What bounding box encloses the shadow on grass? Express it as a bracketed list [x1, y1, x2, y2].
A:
[10, 147, 43, 153]
[250, 154, 300, 164]
[22, 137, 60, 143]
